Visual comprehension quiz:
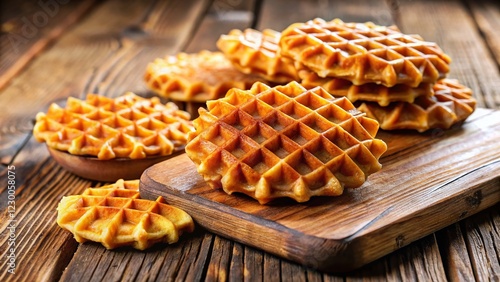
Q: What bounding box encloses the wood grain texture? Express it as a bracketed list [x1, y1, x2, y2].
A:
[0, 130, 30, 165]
[60, 229, 214, 282]
[394, 0, 500, 110]
[257, 0, 393, 31]
[228, 241, 245, 281]
[463, 207, 500, 281]
[436, 223, 475, 281]
[467, 0, 500, 67]
[0, 0, 97, 90]
[206, 236, 232, 281]
[184, 0, 257, 53]
[140, 108, 500, 272]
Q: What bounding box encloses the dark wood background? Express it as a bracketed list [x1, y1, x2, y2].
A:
[1, 0, 499, 281]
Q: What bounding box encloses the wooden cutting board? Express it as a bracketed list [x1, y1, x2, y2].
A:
[139, 108, 500, 273]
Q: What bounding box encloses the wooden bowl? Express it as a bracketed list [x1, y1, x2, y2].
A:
[47, 147, 182, 182]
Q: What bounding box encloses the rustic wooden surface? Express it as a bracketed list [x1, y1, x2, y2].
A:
[0, 0, 499, 281]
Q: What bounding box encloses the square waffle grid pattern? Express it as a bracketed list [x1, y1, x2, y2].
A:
[279, 18, 451, 87]
[144, 51, 265, 103]
[357, 79, 476, 132]
[186, 82, 387, 204]
[34, 93, 194, 160]
[217, 29, 300, 83]
[57, 179, 195, 250]
[299, 70, 434, 106]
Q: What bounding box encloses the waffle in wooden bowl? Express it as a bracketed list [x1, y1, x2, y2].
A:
[33, 93, 194, 181]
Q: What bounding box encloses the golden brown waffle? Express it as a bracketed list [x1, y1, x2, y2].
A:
[279, 18, 451, 87]
[144, 51, 265, 102]
[185, 81, 387, 204]
[299, 69, 433, 106]
[357, 79, 476, 132]
[217, 28, 299, 83]
[57, 179, 194, 250]
[33, 93, 194, 160]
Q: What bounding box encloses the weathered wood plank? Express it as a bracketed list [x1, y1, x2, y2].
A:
[0, 0, 97, 90]
[463, 204, 500, 281]
[171, 232, 214, 282]
[184, 0, 257, 52]
[323, 273, 344, 282]
[436, 223, 475, 281]
[404, 235, 446, 282]
[187, 233, 350, 282]
[467, 0, 500, 67]
[59, 230, 212, 282]
[0, 130, 30, 166]
[257, 0, 394, 31]
[394, 0, 500, 109]
[344, 251, 389, 281]
[243, 247, 264, 281]
[198, 231, 452, 282]
[228, 242, 244, 281]
[306, 270, 324, 282]
[263, 252, 282, 281]
[206, 236, 232, 281]
[281, 260, 308, 282]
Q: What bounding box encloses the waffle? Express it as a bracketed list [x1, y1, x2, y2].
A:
[33, 93, 194, 160]
[299, 69, 433, 106]
[217, 28, 299, 84]
[357, 79, 476, 132]
[57, 179, 195, 250]
[185, 81, 387, 204]
[144, 51, 265, 102]
[279, 18, 451, 87]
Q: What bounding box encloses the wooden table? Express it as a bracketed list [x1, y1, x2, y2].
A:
[1, 0, 499, 281]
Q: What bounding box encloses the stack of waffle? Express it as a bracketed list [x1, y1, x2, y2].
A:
[217, 18, 476, 132]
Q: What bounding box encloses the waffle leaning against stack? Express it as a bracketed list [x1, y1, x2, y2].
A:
[217, 18, 477, 132]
